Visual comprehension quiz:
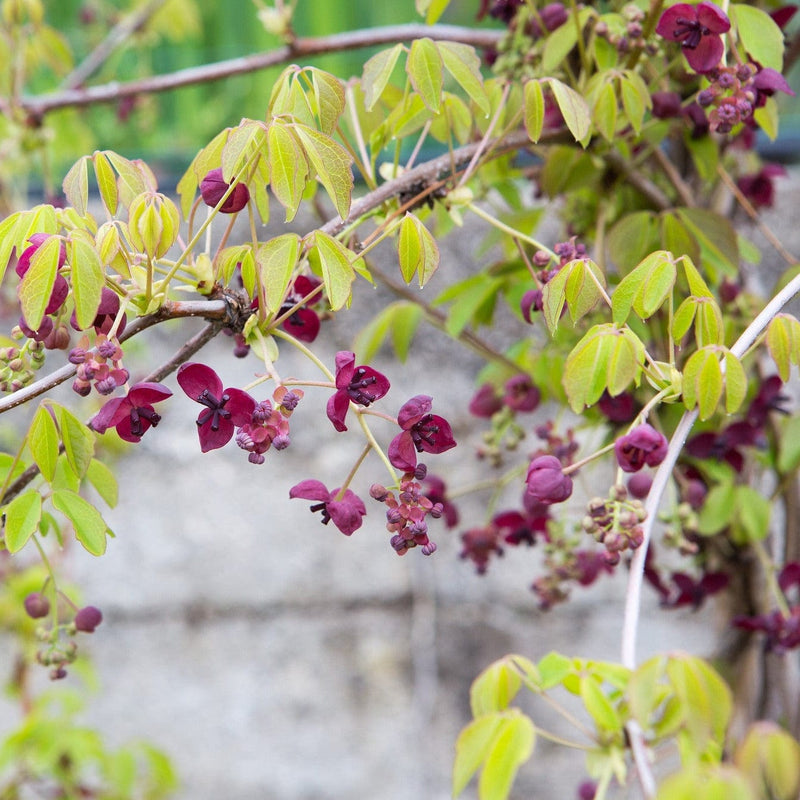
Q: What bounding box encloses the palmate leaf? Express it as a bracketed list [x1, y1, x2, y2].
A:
[267, 122, 308, 222]
[257, 234, 301, 314]
[52, 489, 109, 556]
[437, 41, 489, 115]
[18, 234, 61, 331]
[69, 234, 104, 331]
[470, 657, 523, 717]
[4, 491, 42, 553]
[292, 124, 353, 220]
[311, 232, 356, 311]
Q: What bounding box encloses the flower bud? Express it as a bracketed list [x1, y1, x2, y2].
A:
[74, 605, 103, 633]
[525, 455, 573, 505]
[200, 168, 250, 214]
[24, 592, 50, 619]
[127, 191, 180, 258]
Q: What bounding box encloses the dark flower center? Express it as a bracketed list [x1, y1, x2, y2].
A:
[309, 501, 331, 525]
[347, 368, 378, 405]
[672, 17, 708, 49]
[129, 406, 161, 437]
[196, 389, 231, 431]
[410, 414, 440, 451]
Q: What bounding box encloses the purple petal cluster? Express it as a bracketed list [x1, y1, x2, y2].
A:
[655, 2, 731, 74]
[525, 455, 573, 505]
[388, 395, 456, 471]
[290, 480, 367, 536]
[327, 351, 390, 432]
[614, 423, 668, 473]
[91, 382, 172, 442]
[200, 168, 250, 213]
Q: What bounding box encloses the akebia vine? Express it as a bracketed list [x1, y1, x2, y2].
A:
[2, 0, 800, 797]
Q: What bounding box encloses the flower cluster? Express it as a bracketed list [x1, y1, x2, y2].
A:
[655, 2, 730, 74]
[532, 548, 616, 610]
[615, 423, 668, 473]
[236, 386, 302, 464]
[582, 485, 647, 561]
[289, 480, 367, 536]
[327, 351, 390, 432]
[91, 381, 172, 442]
[69, 335, 129, 397]
[371, 464, 441, 556]
[388, 395, 456, 471]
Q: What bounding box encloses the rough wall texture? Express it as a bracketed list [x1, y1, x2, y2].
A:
[3, 168, 800, 800]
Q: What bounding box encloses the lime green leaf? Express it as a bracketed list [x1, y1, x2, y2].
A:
[592, 80, 617, 142]
[28, 404, 59, 483]
[222, 120, 265, 183]
[63, 156, 90, 216]
[542, 8, 592, 72]
[471, 657, 523, 717]
[766, 314, 800, 381]
[57, 405, 95, 479]
[619, 70, 651, 134]
[627, 656, 667, 729]
[565, 259, 605, 323]
[390, 303, 422, 362]
[613, 250, 676, 325]
[694, 297, 723, 347]
[417, 0, 450, 23]
[313, 232, 355, 311]
[607, 211, 659, 273]
[777, 415, 800, 474]
[547, 78, 591, 144]
[52, 489, 108, 556]
[523, 80, 545, 143]
[69, 236, 104, 331]
[438, 41, 490, 115]
[680, 255, 713, 298]
[732, 486, 771, 545]
[735, 722, 800, 800]
[257, 234, 301, 314]
[398, 213, 439, 287]
[267, 122, 308, 222]
[292, 124, 353, 220]
[440, 274, 503, 337]
[731, 4, 784, 71]
[453, 714, 504, 797]
[310, 69, 345, 135]
[723, 351, 747, 414]
[93, 151, 118, 216]
[104, 150, 150, 208]
[407, 38, 443, 113]
[754, 97, 779, 141]
[697, 483, 736, 535]
[537, 651, 573, 689]
[672, 297, 697, 342]
[676, 209, 739, 281]
[52, 453, 80, 493]
[657, 765, 753, 800]
[19, 234, 61, 331]
[580, 676, 622, 732]
[362, 44, 404, 111]
[4, 491, 42, 553]
[682, 348, 722, 420]
[479, 712, 535, 800]
[86, 459, 118, 508]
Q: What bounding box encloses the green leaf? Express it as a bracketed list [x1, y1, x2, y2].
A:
[580, 676, 622, 732]
[310, 69, 346, 136]
[676, 209, 739, 281]
[723, 351, 747, 414]
[607, 211, 659, 273]
[453, 714, 504, 797]
[52, 489, 108, 556]
[680, 255, 713, 298]
[735, 722, 800, 800]
[697, 482, 736, 536]
[694, 297, 723, 347]
[766, 314, 800, 381]
[732, 486, 771, 545]
[592, 80, 617, 142]
[104, 150, 150, 208]
[362, 44, 404, 111]
[28, 404, 59, 483]
[439, 274, 503, 337]
[389, 302, 422, 362]
[778, 415, 800, 474]
[657, 766, 753, 800]
[754, 97, 779, 141]
[407, 38, 443, 113]
[292, 124, 353, 220]
[267, 122, 308, 222]
[221, 120, 265, 183]
[619, 72, 650, 134]
[438, 41, 490, 115]
[682, 348, 722, 420]
[69, 237, 105, 331]
[86, 459, 118, 508]
[479, 712, 535, 800]
[523, 80, 545, 143]
[731, 4, 784, 71]
[19, 234, 61, 331]
[57, 405, 95, 479]
[4, 491, 42, 553]
[354, 301, 416, 362]
[257, 234, 301, 314]
[63, 156, 90, 216]
[313, 232, 355, 311]
[398, 213, 439, 286]
[418, 0, 450, 23]
[627, 656, 667, 729]
[542, 8, 591, 72]
[52, 453, 80, 493]
[621, 251, 677, 324]
[547, 78, 591, 144]
[537, 651, 573, 689]
[471, 657, 523, 717]
[93, 151, 118, 216]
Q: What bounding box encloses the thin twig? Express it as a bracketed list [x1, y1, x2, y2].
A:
[18, 25, 503, 117]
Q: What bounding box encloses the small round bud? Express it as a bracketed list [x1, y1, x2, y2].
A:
[50, 666, 68, 680]
[414, 463, 428, 481]
[369, 484, 389, 501]
[421, 542, 437, 556]
[24, 592, 50, 619]
[74, 605, 103, 633]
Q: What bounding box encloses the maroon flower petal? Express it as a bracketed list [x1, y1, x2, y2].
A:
[127, 382, 173, 405]
[197, 415, 235, 453]
[289, 479, 331, 502]
[115, 409, 155, 443]
[91, 397, 127, 433]
[696, 1, 731, 33]
[326, 390, 351, 432]
[684, 33, 725, 73]
[177, 362, 223, 400]
[326, 488, 367, 535]
[224, 388, 257, 427]
[388, 430, 419, 471]
[417, 414, 456, 454]
[282, 307, 320, 343]
[334, 351, 356, 389]
[397, 395, 433, 429]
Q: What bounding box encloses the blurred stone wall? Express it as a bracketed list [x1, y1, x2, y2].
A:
[3, 169, 800, 800]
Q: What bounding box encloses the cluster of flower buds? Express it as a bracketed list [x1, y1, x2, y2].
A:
[24, 591, 102, 680]
[594, 4, 656, 56]
[69, 334, 129, 396]
[235, 386, 301, 464]
[520, 237, 588, 322]
[370, 464, 442, 556]
[582, 485, 647, 560]
[532, 547, 615, 610]
[0, 341, 45, 392]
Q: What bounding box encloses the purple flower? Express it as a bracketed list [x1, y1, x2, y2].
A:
[200, 168, 250, 213]
[91, 382, 172, 442]
[733, 607, 800, 654]
[656, 2, 731, 74]
[177, 363, 256, 452]
[614, 423, 668, 473]
[16, 233, 69, 316]
[460, 525, 503, 574]
[597, 390, 638, 423]
[388, 395, 456, 471]
[281, 275, 322, 343]
[326, 351, 390, 432]
[289, 479, 367, 535]
[504, 374, 540, 412]
[651, 91, 683, 119]
[520, 289, 544, 322]
[468, 383, 503, 418]
[737, 165, 788, 209]
[662, 571, 729, 609]
[74, 605, 103, 633]
[24, 592, 50, 619]
[752, 67, 796, 100]
[71, 287, 127, 335]
[525, 455, 573, 504]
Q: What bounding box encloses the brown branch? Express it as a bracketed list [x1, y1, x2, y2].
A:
[18, 25, 504, 118]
